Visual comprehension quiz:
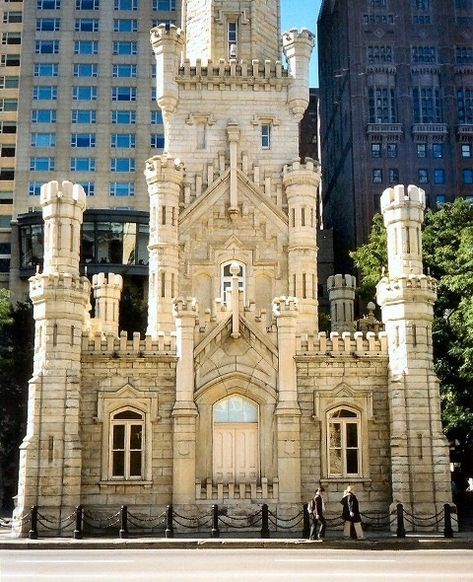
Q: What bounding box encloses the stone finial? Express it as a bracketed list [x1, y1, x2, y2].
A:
[173, 297, 198, 317]
[357, 301, 384, 334]
[145, 153, 185, 185]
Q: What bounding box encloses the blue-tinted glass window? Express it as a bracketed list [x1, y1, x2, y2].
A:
[34, 63, 59, 77]
[74, 40, 98, 54]
[111, 133, 135, 148]
[36, 18, 60, 31]
[73, 63, 98, 77]
[71, 157, 96, 171]
[32, 86, 57, 100]
[31, 132, 56, 147]
[114, 19, 137, 31]
[71, 133, 96, 147]
[71, 110, 96, 123]
[32, 109, 57, 123]
[112, 64, 137, 78]
[110, 182, 135, 196]
[112, 41, 137, 55]
[30, 157, 55, 171]
[150, 134, 165, 148]
[35, 40, 59, 54]
[110, 157, 135, 172]
[111, 87, 136, 101]
[72, 86, 97, 100]
[111, 111, 136, 124]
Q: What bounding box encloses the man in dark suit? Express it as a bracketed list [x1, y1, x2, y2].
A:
[308, 486, 327, 541]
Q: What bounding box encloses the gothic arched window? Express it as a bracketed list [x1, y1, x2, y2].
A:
[327, 407, 361, 477]
[110, 409, 144, 479]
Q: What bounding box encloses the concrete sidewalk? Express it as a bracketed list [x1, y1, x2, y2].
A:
[1, 527, 473, 551]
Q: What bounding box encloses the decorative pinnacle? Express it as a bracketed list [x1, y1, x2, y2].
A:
[40, 180, 86, 213]
[272, 296, 299, 317]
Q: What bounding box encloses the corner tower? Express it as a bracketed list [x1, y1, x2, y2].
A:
[377, 185, 452, 516]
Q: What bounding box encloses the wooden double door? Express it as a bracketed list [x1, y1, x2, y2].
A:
[213, 422, 258, 484]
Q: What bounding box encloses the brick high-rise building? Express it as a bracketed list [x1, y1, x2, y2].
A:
[318, 0, 473, 272]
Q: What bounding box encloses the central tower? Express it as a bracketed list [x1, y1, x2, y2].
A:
[182, 0, 280, 64]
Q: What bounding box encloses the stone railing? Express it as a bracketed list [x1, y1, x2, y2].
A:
[195, 477, 279, 501]
[178, 58, 289, 83]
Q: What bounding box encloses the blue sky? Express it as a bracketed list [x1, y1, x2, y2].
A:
[281, 0, 322, 86]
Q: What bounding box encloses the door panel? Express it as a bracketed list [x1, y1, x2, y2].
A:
[213, 423, 258, 483]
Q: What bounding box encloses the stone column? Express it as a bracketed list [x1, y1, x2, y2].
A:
[172, 298, 198, 504]
[227, 121, 240, 218]
[273, 296, 302, 503]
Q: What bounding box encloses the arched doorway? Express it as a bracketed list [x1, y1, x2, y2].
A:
[213, 395, 259, 484]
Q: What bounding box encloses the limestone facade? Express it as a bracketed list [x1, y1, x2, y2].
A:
[13, 0, 452, 535]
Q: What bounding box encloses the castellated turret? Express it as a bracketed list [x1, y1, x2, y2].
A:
[14, 181, 91, 534]
[283, 158, 321, 333]
[145, 154, 184, 338]
[282, 29, 315, 119]
[376, 184, 451, 518]
[150, 24, 184, 122]
[92, 273, 123, 337]
[327, 274, 356, 333]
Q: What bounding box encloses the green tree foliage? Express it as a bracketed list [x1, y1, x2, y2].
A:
[0, 295, 33, 512]
[351, 198, 473, 474]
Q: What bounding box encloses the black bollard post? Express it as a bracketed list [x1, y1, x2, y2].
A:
[73, 505, 83, 540]
[260, 504, 270, 538]
[28, 506, 38, 540]
[211, 504, 219, 538]
[443, 504, 454, 538]
[396, 503, 406, 538]
[119, 505, 128, 539]
[165, 504, 174, 538]
[302, 503, 310, 539]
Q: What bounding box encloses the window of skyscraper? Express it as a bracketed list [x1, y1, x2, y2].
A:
[388, 168, 399, 183]
[31, 133, 56, 147]
[75, 18, 99, 31]
[3, 11, 22, 23]
[70, 157, 96, 171]
[1, 54, 20, 66]
[74, 40, 99, 54]
[435, 194, 447, 206]
[418, 169, 429, 183]
[111, 87, 136, 102]
[30, 157, 55, 171]
[112, 41, 137, 55]
[71, 110, 97, 124]
[37, 0, 61, 9]
[368, 0, 387, 6]
[110, 158, 135, 172]
[73, 63, 98, 77]
[32, 110, 56, 123]
[76, 0, 100, 8]
[28, 181, 43, 196]
[111, 133, 135, 148]
[412, 0, 431, 8]
[154, 0, 176, 9]
[35, 40, 59, 54]
[71, 133, 96, 147]
[371, 143, 382, 158]
[36, 18, 60, 31]
[413, 87, 442, 123]
[34, 63, 59, 77]
[111, 111, 136, 124]
[80, 182, 95, 196]
[367, 46, 393, 64]
[387, 144, 398, 158]
[416, 144, 427, 158]
[112, 64, 137, 78]
[455, 47, 473, 64]
[1, 32, 21, 45]
[110, 182, 135, 197]
[372, 169, 383, 183]
[150, 134, 165, 148]
[150, 110, 163, 124]
[463, 169, 473, 184]
[73, 86, 97, 101]
[434, 169, 446, 184]
[114, 19, 138, 32]
[457, 88, 473, 124]
[462, 144, 472, 158]
[368, 87, 397, 123]
[0, 76, 19, 88]
[0, 99, 17, 112]
[432, 144, 444, 158]
[33, 86, 57, 100]
[411, 46, 437, 64]
[114, 0, 138, 10]
[0, 121, 17, 133]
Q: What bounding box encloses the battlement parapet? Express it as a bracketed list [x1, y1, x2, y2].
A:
[150, 24, 184, 49]
[283, 158, 321, 188]
[282, 28, 316, 49]
[30, 272, 90, 296]
[145, 154, 185, 184]
[176, 58, 290, 88]
[327, 274, 357, 290]
[273, 296, 298, 317]
[174, 297, 198, 318]
[82, 330, 177, 357]
[378, 274, 437, 293]
[380, 184, 426, 214]
[92, 272, 123, 291]
[40, 180, 86, 214]
[296, 331, 388, 356]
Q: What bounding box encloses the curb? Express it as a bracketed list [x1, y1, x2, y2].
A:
[1, 536, 473, 551]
